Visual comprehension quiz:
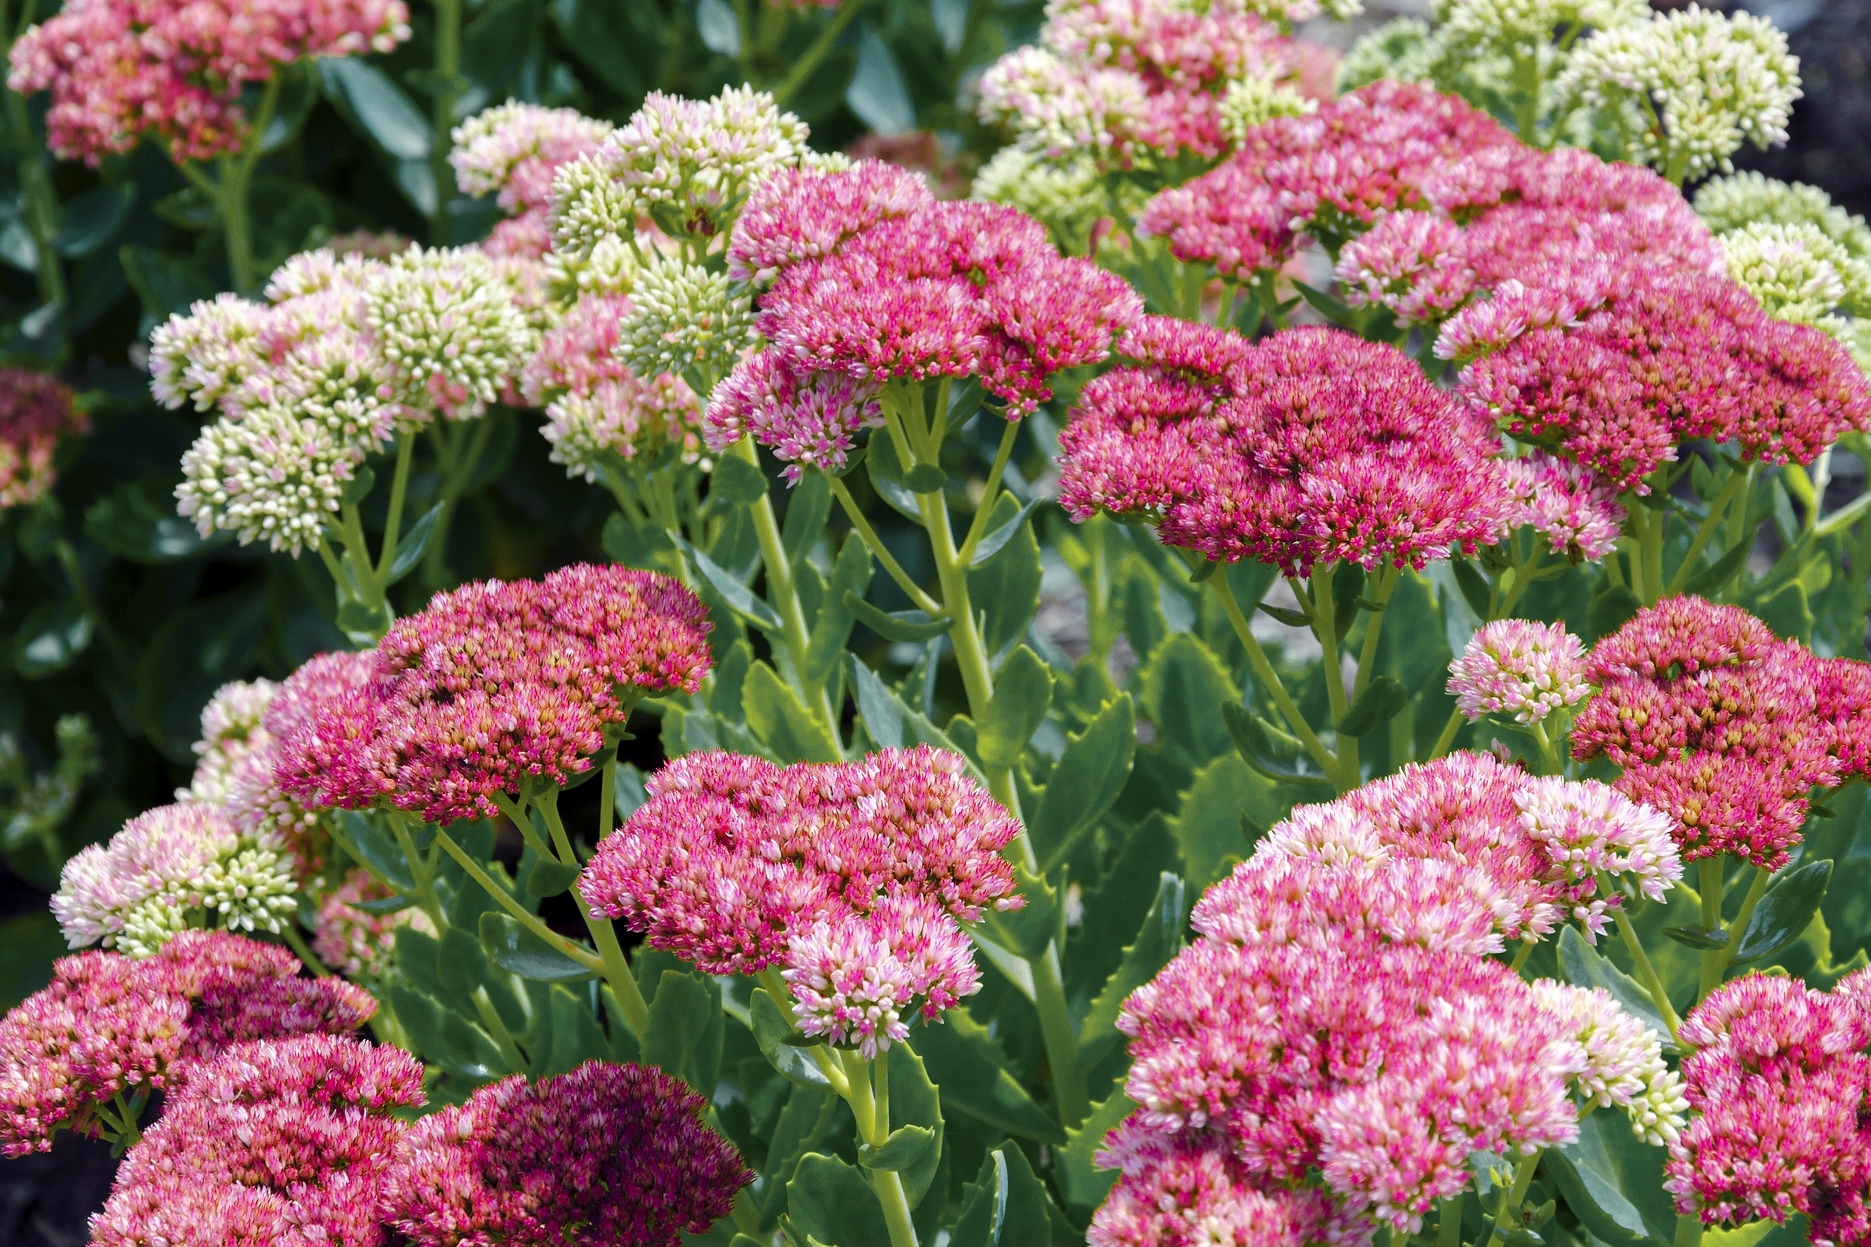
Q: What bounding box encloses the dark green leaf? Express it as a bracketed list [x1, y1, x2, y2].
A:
[85, 480, 219, 563]
[1663, 924, 1729, 951]
[1170, 754, 1273, 890]
[520, 855, 580, 898]
[1033, 697, 1136, 868]
[804, 537, 871, 686]
[981, 863, 1061, 959]
[844, 590, 953, 642]
[385, 984, 503, 1078]
[916, 1009, 1065, 1143]
[14, 598, 93, 679]
[977, 646, 1053, 770]
[782, 473, 833, 567]
[884, 1041, 943, 1206]
[865, 431, 920, 519]
[1736, 859, 1833, 965]
[845, 25, 914, 134]
[387, 503, 444, 584]
[331, 811, 416, 893]
[350, 894, 414, 915]
[1683, 537, 1752, 597]
[1258, 601, 1312, 628]
[437, 925, 489, 997]
[1453, 559, 1493, 621]
[643, 969, 724, 1095]
[742, 661, 841, 763]
[1543, 1113, 1676, 1246]
[53, 185, 135, 258]
[848, 657, 971, 763]
[750, 987, 833, 1090]
[321, 59, 430, 158]
[1335, 675, 1407, 738]
[1291, 280, 1354, 325]
[966, 493, 1044, 660]
[969, 499, 1043, 569]
[479, 912, 594, 982]
[119, 244, 214, 315]
[788, 1154, 892, 1247]
[951, 1147, 1054, 1247]
[1138, 633, 1237, 764]
[1588, 583, 1642, 641]
[546, 0, 658, 97]
[710, 452, 768, 507]
[673, 535, 783, 633]
[1078, 874, 1186, 1069]
[860, 1126, 935, 1174]
[1057, 1091, 1132, 1211]
[1753, 581, 1812, 644]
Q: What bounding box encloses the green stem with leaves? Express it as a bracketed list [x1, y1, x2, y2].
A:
[428, 0, 463, 242]
[1209, 568, 1337, 778]
[1665, 467, 1746, 596]
[771, 0, 870, 108]
[1485, 1153, 1543, 1247]
[1609, 896, 1682, 1038]
[837, 1048, 920, 1247]
[1696, 857, 1731, 1000]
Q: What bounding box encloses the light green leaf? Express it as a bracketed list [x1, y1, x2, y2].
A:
[743, 661, 841, 763]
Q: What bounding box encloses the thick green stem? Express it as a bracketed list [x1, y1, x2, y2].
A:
[429, 823, 601, 970]
[1305, 567, 1357, 791]
[839, 1050, 920, 1247]
[1665, 467, 1746, 596]
[828, 475, 943, 614]
[536, 791, 651, 1038]
[210, 73, 282, 292]
[1640, 505, 1666, 605]
[955, 419, 1021, 565]
[1705, 865, 1768, 989]
[1511, 49, 1542, 143]
[1439, 1194, 1466, 1247]
[1426, 705, 1465, 762]
[375, 433, 416, 583]
[279, 923, 332, 976]
[1697, 857, 1728, 1000]
[1211, 570, 1337, 777]
[429, 0, 463, 242]
[1611, 900, 1682, 1037]
[389, 815, 444, 923]
[772, 0, 870, 107]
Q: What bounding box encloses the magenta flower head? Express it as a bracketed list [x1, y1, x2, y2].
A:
[1502, 454, 1626, 563]
[714, 160, 1142, 452]
[1667, 972, 1871, 1243]
[90, 1033, 424, 1247]
[1058, 319, 1514, 575]
[275, 564, 711, 823]
[382, 1060, 750, 1247]
[7, 0, 412, 166]
[0, 931, 373, 1155]
[1448, 619, 1590, 726]
[1572, 596, 1856, 868]
[578, 747, 1021, 1054]
[0, 368, 87, 511]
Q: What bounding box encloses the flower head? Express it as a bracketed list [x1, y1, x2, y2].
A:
[1721, 221, 1868, 326]
[1530, 980, 1687, 1144]
[89, 1034, 423, 1247]
[7, 0, 411, 165]
[1059, 321, 1514, 574]
[275, 566, 711, 823]
[182, 679, 279, 805]
[1503, 455, 1625, 562]
[311, 869, 422, 977]
[149, 294, 270, 412]
[452, 102, 614, 216]
[177, 403, 364, 554]
[1090, 1126, 1355, 1247]
[615, 254, 757, 383]
[580, 748, 1019, 1052]
[1513, 777, 1683, 937]
[1449, 620, 1590, 725]
[52, 803, 299, 955]
[0, 369, 87, 510]
[0, 932, 373, 1155]
[382, 1061, 749, 1247]
[364, 246, 538, 419]
[704, 350, 882, 483]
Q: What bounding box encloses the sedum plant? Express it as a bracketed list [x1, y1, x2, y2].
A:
[2, 3, 1871, 1247]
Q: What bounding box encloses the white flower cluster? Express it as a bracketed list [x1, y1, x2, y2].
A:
[1561, 5, 1800, 182]
[1532, 980, 1689, 1145]
[181, 678, 278, 805]
[614, 256, 757, 389]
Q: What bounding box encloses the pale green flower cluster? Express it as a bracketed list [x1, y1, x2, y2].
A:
[972, 149, 1111, 255]
[364, 246, 538, 419]
[1560, 6, 1800, 182]
[1695, 173, 1871, 370]
[615, 256, 757, 388]
[1217, 76, 1316, 145]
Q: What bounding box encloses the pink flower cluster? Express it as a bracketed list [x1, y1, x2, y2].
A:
[0, 368, 87, 511]
[578, 747, 1022, 1055]
[0, 932, 374, 1156]
[451, 102, 614, 258]
[710, 161, 1142, 474]
[1502, 454, 1626, 563]
[976, 0, 1302, 165]
[1094, 752, 1686, 1243]
[381, 1060, 750, 1247]
[1572, 597, 1871, 868]
[522, 292, 704, 477]
[312, 869, 419, 977]
[1140, 80, 1515, 278]
[275, 564, 712, 823]
[8, 0, 411, 165]
[91, 1034, 424, 1247]
[1056, 316, 1513, 574]
[1448, 619, 1590, 726]
[1667, 971, 1871, 1247]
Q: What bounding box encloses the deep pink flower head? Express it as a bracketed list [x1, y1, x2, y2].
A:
[579, 747, 1019, 1051]
[275, 565, 710, 823]
[89, 1034, 423, 1247]
[1573, 597, 1852, 868]
[723, 162, 1141, 421]
[1502, 454, 1625, 563]
[1140, 80, 1514, 279]
[8, 0, 411, 165]
[0, 368, 87, 510]
[0, 932, 373, 1156]
[704, 349, 882, 483]
[1667, 973, 1871, 1243]
[1058, 320, 1514, 575]
[382, 1061, 749, 1247]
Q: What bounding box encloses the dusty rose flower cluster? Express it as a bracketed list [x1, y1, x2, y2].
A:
[1094, 753, 1684, 1243]
[275, 564, 712, 823]
[579, 747, 1022, 1056]
[0, 932, 373, 1156]
[0, 368, 87, 510]
[381, 1061, 750, 1247]
[7, 0, 411, 165]
[1573, 596, 1871, 867]
[1667, 971, 1871, 1247]
[709, 159, 1142, 478]
[1056, 316, 1513, 573]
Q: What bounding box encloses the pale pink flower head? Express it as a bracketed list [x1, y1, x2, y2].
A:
[1336, 210, 1478, 325]
[0, 368, 87, 510]
[1586, 596, 1777, 682]
[382, 1060, 749, 1247]
[1667, 973, 1871, 1238]
[89, 1034, 423, 1247]
[451, 102, 614, 216]
[1060, 324, 1515, 575]
[312, 869, 418, 977]
[1448, 619, 1590, 726]
[579, 748, 1019, 1047]
[0, 932, 373, 1156]
[1501, 454, 1625, 563]
[1513, 777, 1683, 938]
[274, 565, 711, 823]
[8, 0, 412, 166]
[728, 166, 1141, 419]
